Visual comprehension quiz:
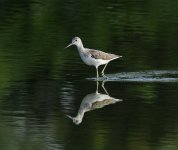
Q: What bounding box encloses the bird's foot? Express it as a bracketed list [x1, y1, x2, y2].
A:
[102, 73, 108, 79]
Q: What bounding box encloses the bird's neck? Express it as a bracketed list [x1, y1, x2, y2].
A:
[76, 43, 84, 52]
[74, 109, 85, 124]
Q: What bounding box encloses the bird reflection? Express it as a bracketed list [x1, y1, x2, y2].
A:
[67, 81, 122, 125]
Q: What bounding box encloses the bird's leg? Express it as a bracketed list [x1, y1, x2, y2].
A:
[101, 80, 109, 95]
[96, 80, 99, 94]
[101, 63, 108, 78]
[96, 67, 99, 80]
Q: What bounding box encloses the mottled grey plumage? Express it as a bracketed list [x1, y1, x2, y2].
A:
[65, 37, 122, 79]
[89, 49, 119, 60]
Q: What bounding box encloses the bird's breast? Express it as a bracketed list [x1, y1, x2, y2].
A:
[80, 54, 93, 66]
[78, 52, 90, 64]
[79, 52, 109, 67]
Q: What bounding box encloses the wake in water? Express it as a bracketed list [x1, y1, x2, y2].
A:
[87, 70, 178, 82]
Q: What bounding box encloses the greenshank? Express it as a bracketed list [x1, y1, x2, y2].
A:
[65, 37, 122, 79]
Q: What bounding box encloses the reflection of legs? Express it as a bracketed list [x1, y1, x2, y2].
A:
[96, 81, 99, 93]
[101, 63, 108, 78]
[101, 80, 109, 95]
[96, 67, 99, 79]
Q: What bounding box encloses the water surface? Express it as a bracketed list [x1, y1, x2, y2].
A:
[0, 0, 178, 150]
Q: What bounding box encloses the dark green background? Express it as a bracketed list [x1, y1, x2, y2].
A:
[0, 0, 178, 150]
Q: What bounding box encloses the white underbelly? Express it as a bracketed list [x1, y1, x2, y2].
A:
[80, 55, 109, 67]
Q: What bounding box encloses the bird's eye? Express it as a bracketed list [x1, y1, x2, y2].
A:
[75, 40, 77, 42]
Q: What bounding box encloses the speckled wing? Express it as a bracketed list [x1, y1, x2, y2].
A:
[91, 98, 121, 110]
[89, 49, 120, 60]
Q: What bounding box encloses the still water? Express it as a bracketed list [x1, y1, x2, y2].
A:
[0, 0, 178, 150]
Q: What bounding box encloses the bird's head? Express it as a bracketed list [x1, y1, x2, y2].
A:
[65, 37, 82, 48]
[66, 115, 82, 125]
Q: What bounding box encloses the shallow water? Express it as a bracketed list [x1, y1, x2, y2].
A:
[88, 70, 178, 82]
[0, 0, 178, 150]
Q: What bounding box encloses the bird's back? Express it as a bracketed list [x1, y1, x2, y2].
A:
[87, 48, 121, 60]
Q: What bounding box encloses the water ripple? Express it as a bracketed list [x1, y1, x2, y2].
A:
[88, 70, 178, 82]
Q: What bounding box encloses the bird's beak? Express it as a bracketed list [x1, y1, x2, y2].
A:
[65, 43, 73, 48]
[66, 115, 73, 119]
